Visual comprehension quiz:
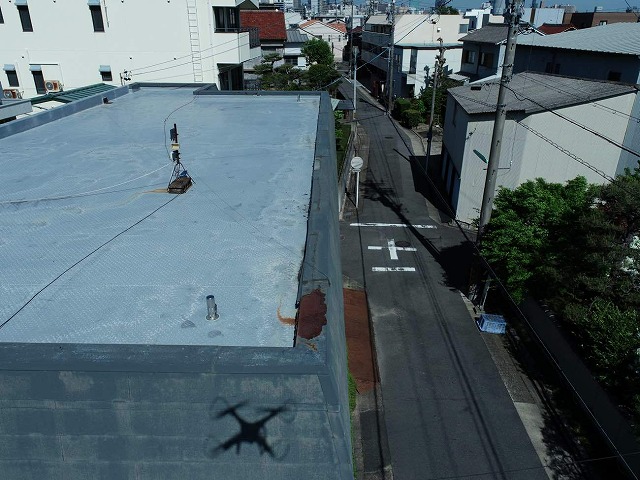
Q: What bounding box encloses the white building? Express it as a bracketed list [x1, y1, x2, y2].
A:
[0, 0, 261, 99]
[440, 72, 639, 225]
[361, 14, 471, 99]
[298, 19, 347, 61]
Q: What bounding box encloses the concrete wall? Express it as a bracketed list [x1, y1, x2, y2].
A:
[0, 0, 258, 98]
[523, 7, 565, 27]
[459, 43, 505, 80]
[513, 46, 640, 84]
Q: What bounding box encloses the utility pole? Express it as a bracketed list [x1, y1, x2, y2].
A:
[477, 0, 524, 237]
[386, 0, 396, 113]
[351, 0, 357, 118]
[425, 38, 445, 162]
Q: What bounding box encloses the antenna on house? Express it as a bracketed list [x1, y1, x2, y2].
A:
[167, 123, 193, 194]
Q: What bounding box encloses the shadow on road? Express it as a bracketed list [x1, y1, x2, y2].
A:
[362, 175, 475, 294]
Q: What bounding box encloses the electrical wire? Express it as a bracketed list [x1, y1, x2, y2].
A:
[382, 107, 640, 479]
[0, 195, 180, 331]
[500, 82, 640, 160]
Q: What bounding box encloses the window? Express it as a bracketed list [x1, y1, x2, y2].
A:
[18, 5, 33, 32]
[31, 70, 45, 94]
[214, 7, 239, 33]
[90, 5, 105, 32]
[480, 52, 494, 68]
[462, 49, 476, 64]
[284, 57, 298, 65]
[6, 69, 19, 87]
[608, 71, 622, 81]
[459, 24, 469, 34]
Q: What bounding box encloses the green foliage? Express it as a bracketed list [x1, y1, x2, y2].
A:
[436, 6, 459, 14]
[348, 372, 358, 412]
[419, 76, 463, 126]
[304, 63, 340, 91]
[402, 109, 422, 128]
[481, 177, 594, 303]
[483, 167, 640, 421]
[302, 38, 334, 66]
[392, 98, 425, 127]
[565, 299, 640, 389]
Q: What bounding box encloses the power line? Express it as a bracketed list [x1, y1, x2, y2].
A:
[500, 82, 640, 160]
[0, 195, 180, 331]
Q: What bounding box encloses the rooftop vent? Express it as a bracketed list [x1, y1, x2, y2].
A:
[206, 295, 219, 320]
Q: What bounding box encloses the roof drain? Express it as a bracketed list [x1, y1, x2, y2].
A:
[206, 295, 219, 320]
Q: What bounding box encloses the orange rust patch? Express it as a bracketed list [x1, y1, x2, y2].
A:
[277, 305, 296, 326]
[297, 289, 327, 340]
[304, 341, 318, 352]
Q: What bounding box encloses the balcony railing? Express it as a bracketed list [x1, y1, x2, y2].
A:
[240, 26, 260, 49]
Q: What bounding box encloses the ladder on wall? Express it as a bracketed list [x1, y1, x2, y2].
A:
[187, 0, 203, 82]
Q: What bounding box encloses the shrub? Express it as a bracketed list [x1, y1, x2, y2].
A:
[402, 109, 422, 128]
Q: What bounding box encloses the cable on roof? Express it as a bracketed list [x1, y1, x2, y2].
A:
[0, 195, 180, 332]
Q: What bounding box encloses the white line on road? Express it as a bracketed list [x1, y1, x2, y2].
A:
[368, 242, 418, 260]
[351, 222, 437, 229]
[372, 267, 416, 272]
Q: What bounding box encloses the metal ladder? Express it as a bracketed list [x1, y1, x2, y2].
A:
[187, 0, 203, 82]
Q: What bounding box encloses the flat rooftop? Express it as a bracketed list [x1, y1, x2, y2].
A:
[0, 87, 321, 347]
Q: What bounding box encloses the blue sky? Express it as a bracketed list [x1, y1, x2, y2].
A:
[447, 1, 634, 13]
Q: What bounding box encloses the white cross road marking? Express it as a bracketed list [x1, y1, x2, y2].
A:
[350, 222, 437, 229]
[368, 239, 417, 260]
[372, 267, 416, 272]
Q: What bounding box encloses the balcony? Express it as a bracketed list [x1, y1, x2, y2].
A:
[362, 31, 391, 48]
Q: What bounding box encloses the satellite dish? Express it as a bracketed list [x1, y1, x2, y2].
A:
[351, 156, 364, 172]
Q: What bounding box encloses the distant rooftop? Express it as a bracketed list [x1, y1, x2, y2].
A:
[459, 23, 508, 44]
[518, 22, 640, 55]
[240, 10, 287, 40]
[286, 28, 308, 43]
[0, 87, 321, 347]
[450, 71, 637, 115]
[537, 23, 576, 35]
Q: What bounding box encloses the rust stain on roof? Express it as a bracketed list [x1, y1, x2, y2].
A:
[296, 289, 327, 340]
[277, 304, 295, 326]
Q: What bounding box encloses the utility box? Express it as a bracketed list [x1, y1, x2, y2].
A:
[477, 313, 506, 334]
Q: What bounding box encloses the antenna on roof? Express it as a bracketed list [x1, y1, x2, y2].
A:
[167, 123, 193, 194]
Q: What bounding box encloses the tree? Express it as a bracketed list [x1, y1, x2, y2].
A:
[564, 298, 640, 391]
[302, 38, 334, 66]
[304, 64, 340, 91]
[480, 177, 595, 302]
[436, 6, 459, 14]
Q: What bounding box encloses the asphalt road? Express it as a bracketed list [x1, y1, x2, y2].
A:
[340, 86, 547, 480]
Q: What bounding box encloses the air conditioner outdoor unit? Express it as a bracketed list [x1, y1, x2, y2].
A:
[2, 89, 22, 99]
[45, 80, 62, 92]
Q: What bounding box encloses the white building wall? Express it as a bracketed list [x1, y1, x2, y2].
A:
[445, 92, 637, 224]
[297, 23, 346, 61]
[0, 0, 257, 98]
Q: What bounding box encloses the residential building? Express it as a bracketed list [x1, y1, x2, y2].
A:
[537, 23, 576, 34]
[515, 22, 640, 83]
[522, 6, 565, 27]
[298, 19, 348, 61]
[463, 4, 503, 31]
[440, 72, 639, 225]
[0, 84, 351, 479]
[285, 29, 310, 68]
[458, 23, 543, 82]
[240, 10, 287, 89]
[0, 0, 261, 98]
[564, 10, 639, 29]
[360, 14, 470, 99]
